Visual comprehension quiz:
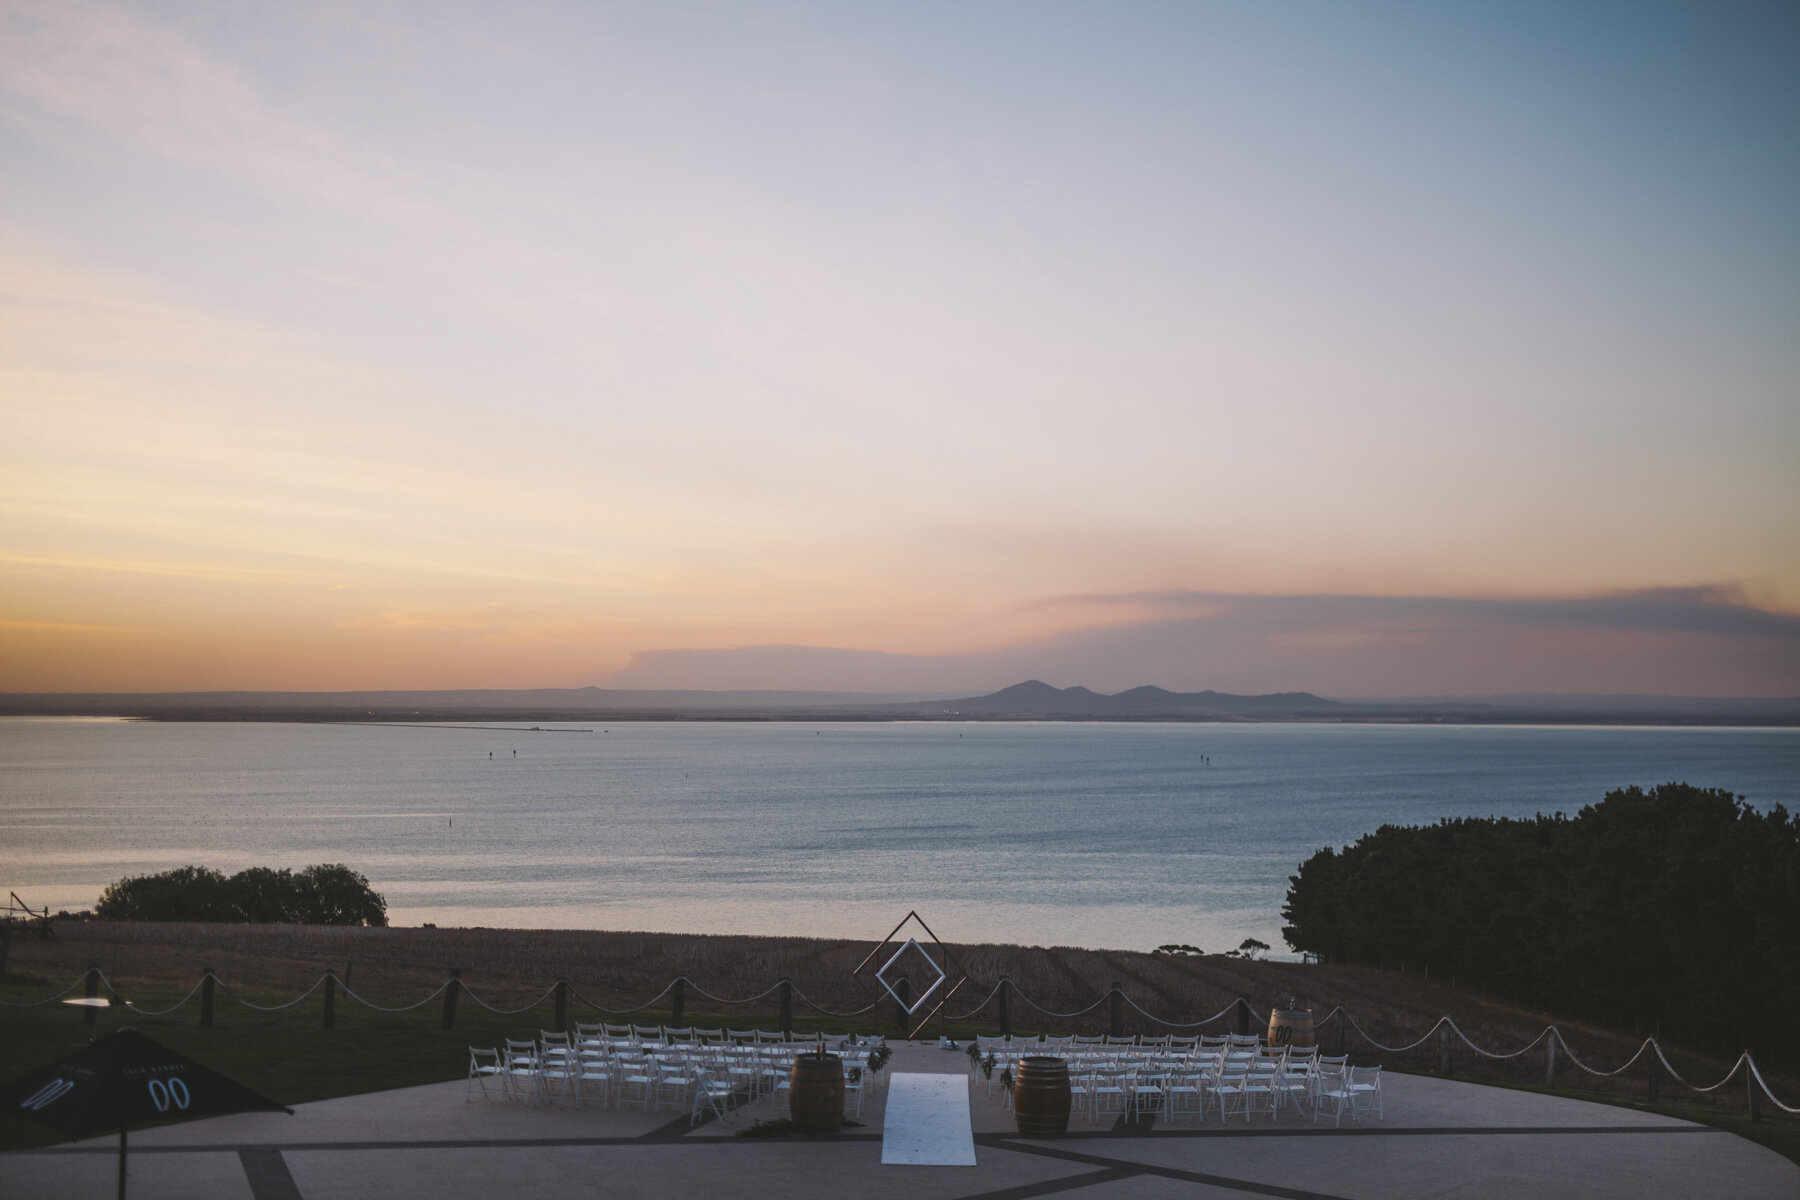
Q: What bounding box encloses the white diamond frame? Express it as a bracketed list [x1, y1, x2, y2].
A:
[875, 938, 948, 1015]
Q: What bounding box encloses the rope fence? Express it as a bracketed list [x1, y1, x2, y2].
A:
[7, 968, 1795, 1116]
[337, 978, 450, 1014]
[459, 982, 560, 1017]
[788, 983, 881, 1020]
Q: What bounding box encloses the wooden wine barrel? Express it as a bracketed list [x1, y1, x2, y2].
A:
[788, 1052, 844, 1133]
[1014, 1055, 1072, 1138]
[1267, 1007, 1316, 1049]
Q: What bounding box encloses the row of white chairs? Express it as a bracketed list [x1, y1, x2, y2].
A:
[972, 1032, 1284, 1056]
[576, 1022, 869, 1047]
[979, 1043, 1381, 1126]
[468, 1029, 887, 1127]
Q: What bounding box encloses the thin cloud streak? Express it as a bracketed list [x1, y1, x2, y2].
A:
[1038, 586, 1800, 640]
[606, 587, 1800, 697]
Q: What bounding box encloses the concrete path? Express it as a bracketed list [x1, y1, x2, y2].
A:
[6, 1043, 1795, 1199]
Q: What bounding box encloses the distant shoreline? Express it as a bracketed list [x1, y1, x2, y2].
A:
[4, 679, 1798, 727]
[3, 707, 1798, 727]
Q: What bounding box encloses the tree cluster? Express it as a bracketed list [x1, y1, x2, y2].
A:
[96, 864, 387, 926]
[1282, 783, 1800, 1066]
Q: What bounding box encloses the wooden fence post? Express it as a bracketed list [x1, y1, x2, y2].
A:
[1334, 1007, 1346, 1056]
[1439, 1021, 1453, 1077]
[1543, 1031, 1555, 1089]
[322, 972, 336, 1030]
[670, 978, 686, 1029]
[1109, 982, 1124, 1039]
[441, 969, 461, 1031]
[84, 964, 100, 1027]
[1749, 1060, 1763, 1123]
[779, 979, 793, 1037]
[1235, 997, 1250, 1037]
[554, 980, 568, 1032]
[998, 977, 1012, 1038]
[201, 968, 215, 1029]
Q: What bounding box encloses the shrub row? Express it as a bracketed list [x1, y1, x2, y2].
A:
[96, 864, 387, 926]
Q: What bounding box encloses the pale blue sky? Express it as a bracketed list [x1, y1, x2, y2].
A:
[2, 1, 1796, 693]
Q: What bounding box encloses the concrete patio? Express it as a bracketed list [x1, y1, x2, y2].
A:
[7, 1042, 1795, 1199]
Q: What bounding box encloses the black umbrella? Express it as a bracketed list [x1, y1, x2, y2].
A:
[0, 1028, 292, 1199]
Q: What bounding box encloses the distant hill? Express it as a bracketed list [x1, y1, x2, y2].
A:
[874, 680, 1346, 718]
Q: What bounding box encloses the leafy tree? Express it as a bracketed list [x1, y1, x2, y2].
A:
[292, 864, 388, 926]
[97, 865, 235, 922]
[1281, 783, 1800, 1067]
[95, 863, 386, 926]
[229, 867, 297, 924]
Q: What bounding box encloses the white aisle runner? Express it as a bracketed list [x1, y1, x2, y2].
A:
[880, 1073, 978, 1166]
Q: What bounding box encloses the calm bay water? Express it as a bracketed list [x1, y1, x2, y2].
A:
[3, 718, 1797, 954]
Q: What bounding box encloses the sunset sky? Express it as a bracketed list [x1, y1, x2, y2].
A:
[2, 1, 1797, 696]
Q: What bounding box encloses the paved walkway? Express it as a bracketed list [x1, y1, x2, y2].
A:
[7, 1043, 1796, 1199]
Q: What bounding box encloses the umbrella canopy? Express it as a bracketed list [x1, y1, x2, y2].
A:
[0, 1028, 291, 1141]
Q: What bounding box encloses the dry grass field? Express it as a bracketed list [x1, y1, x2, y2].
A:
[6, 918, 1785, 1105]
[5, 920, 1797, 1164]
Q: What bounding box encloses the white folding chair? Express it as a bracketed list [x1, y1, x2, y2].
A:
[1091, 1066, 1129, 1122]
[655, 1058, 694, 1112]
[1313, 1065, 1354, 1126]
[538, 1037, 577, 1104]
[466, 1047, 504, 1102]
[573, 1021, 608, 1062]
[691, 1068, 736, 1126]
[755, 1052, 789, 1102]
[1240, 1056, 1280, 1122]
[1214, 1064, 1250, 1123]
[1129, 1069, 1167, 1120]
[1348, 1065, 1383, 1121]
[1068, 1069, 1095, 1122]
[1276, 1061, 1312, 1118]
[1165, 1066, 1205, 1123]
[614, 1053, 657, 1111]
[502, 1039, 543, 1104]
[572, 1052, 612, 1109]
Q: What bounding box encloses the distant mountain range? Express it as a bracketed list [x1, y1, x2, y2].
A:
[2, 681, 1797, 724]
[870, 679, 1348, 717]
